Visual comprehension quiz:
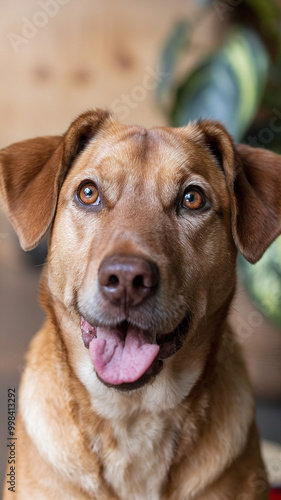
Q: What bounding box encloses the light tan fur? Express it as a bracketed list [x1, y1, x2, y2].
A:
[2, 110, 280, 499]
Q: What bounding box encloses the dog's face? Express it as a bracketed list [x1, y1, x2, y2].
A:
[48, 122, 236, 389]
[1, 110, 281, 393]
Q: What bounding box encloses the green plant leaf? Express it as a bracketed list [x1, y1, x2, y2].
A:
[170, 27, 269, 141]
[245, 0, 279, 26]
[155, 20, 191, 112]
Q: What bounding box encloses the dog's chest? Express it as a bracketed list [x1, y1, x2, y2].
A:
[97, 413, 176, 500]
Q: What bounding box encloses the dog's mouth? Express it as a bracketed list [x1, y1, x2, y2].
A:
[80, 313, 191, 390]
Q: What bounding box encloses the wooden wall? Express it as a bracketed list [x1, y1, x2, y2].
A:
[0, 0, 200, 147]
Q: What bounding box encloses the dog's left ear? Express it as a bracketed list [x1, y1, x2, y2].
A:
[233, 143, 281, 263]
[197, 121, 281, 264]
[0, 109, 110, 251]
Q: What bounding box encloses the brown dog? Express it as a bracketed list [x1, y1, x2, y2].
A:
[1, 109, 280, 499]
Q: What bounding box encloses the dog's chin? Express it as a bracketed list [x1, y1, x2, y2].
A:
[80, 313, 191, 392]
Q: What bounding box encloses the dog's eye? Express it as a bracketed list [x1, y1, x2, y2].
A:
[78, 182, 99, 205]
[183, 187, 205, 210]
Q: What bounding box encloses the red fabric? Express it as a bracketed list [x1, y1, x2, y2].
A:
[270, 490, 281, 500]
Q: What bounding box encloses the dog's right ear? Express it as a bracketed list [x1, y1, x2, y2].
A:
[0, 109, 110, 251]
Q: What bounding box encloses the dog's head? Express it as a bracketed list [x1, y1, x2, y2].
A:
[1, 110, 281, 391]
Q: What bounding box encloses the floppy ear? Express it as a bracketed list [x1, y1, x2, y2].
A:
[0, 109, 110, 251]
[197, 120, 281, 264]
[232, 144, 281, 263]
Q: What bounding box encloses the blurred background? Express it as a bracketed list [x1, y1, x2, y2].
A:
[0, 0, 281, 494]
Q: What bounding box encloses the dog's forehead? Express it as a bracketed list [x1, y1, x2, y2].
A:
[89, 126, 189, 170]
[76, 122, 215, 181]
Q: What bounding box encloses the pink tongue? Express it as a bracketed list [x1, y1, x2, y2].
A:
[89, 326, 159, 385]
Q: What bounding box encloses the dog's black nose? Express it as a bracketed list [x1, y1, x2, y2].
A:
[98, 255, 159, 308]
